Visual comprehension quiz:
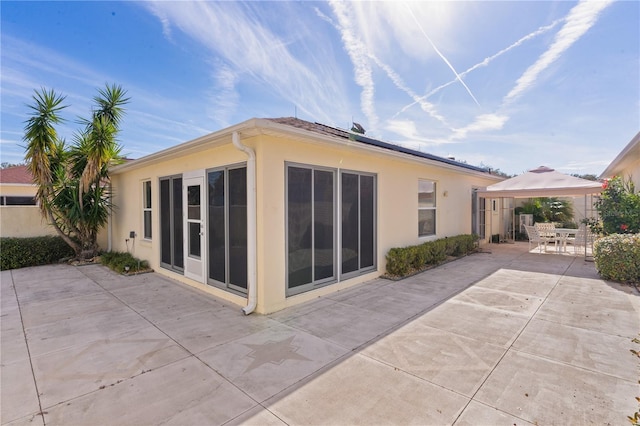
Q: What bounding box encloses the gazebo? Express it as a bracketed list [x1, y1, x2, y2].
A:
[476, 166, 602, 254]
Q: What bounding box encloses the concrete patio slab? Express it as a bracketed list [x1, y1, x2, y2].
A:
[265, 354, 470, 425]
[414, 301, 530, 347]
[198, 323, 348, 402]
[361, 321, 506, 396]
[281, 301, 400, 350]
[513, 318, 638, 379]
[154, 306, 278, 354]
[453, 400, 534, 425]
[2, 242, 638, 425]
[31, 324, 190, 408]
[43, 356, 257, 426]
[474, 350, 638, 425]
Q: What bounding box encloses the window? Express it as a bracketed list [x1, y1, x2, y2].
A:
[286, 165, 336, 295]
[142, 181, 152, 239]
[207, 165, 248, 293]
[341, 172, 376, 276]
[418, 180, 436, 237]
[0, 196, 36, 206]
[160, 175, 183, 272]
[285, 165, 376, 296]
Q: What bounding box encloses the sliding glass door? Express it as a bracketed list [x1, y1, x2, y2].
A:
[160, 175, 183, 272]
[207, 165, 248, 293]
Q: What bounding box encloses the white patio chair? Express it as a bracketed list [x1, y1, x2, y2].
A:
[534, 222, 556, 238]
[524, 225, 556, 253]
[565, 225, 585, 254]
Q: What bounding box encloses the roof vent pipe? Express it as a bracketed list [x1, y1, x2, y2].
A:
[232, 131, 257, 315]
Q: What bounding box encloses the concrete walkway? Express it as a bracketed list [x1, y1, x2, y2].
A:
[2, 242, 639, 425]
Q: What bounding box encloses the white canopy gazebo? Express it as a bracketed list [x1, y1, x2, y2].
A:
[476, 166, 602, 254]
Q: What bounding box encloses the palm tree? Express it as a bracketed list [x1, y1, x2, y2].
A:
[23, 84, 128, 259]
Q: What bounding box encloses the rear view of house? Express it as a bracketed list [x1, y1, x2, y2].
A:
[109, 118, 502, 314]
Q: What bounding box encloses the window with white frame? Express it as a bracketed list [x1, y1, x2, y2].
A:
[418, 179, 436, 237]
[143, 180, 152, 239]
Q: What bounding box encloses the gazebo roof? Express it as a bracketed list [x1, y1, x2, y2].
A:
[476, 166, 602, 198]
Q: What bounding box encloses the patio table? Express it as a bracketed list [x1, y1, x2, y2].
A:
[554, 228, 579, 253]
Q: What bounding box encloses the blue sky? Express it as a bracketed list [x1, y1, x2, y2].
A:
[1, 1, 638, 176]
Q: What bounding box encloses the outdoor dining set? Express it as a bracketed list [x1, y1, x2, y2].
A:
[524, 223, 593, 255]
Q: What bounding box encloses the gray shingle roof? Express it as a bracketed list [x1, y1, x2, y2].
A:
[265, 117, 490, 174]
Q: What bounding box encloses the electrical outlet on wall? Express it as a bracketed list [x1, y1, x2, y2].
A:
[129, 231, 136, 238]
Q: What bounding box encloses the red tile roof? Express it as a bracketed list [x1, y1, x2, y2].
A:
[0, 165, 34, 184]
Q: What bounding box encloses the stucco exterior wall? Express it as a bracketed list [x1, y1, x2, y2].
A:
[0, 183, 57, 238]
[0, 206, 56, 237]
[111, 131, 498, 314]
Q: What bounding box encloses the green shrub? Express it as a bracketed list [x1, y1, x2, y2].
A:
[99, 251, 149, 274]
[593, 233, 640, 283]
[385, 234, 479, 278]
[0, 236, 75, 270]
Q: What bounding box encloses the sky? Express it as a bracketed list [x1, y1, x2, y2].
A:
[1, 1, 638, 176]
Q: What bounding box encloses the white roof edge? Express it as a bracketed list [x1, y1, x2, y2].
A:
[112, 118, 262, 174]
[476, 187, 602, 198]
[254, 119, 502, 180]
[112, 117, 501, 180]
[599, 131, 640, 179]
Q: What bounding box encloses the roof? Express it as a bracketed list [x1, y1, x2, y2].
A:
[113, 117, 499, 178]
[266, 117, 490, 173]
[599, 131, 640, 179]
[476, 166, 602, 198]
[0, 165, 34, 185]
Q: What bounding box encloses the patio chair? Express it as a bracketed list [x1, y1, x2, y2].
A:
[566, 224, 588, 255]
[534, 222, 556, 238]
[524, 225, 556, 253]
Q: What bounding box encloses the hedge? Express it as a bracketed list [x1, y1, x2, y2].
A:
[385, 234, 479, 278]
[593, 233, 640, 283]
[0, 236, 75, 270]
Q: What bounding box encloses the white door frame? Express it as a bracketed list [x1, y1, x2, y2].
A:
[183, 170, 206, 283]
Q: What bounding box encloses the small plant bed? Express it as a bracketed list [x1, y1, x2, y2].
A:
[383, 234, 479, 280]
[99, 251, 153, 275]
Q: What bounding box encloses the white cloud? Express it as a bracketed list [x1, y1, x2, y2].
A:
[145, 1, 346, 125]
[329, 0, 378, 130]
[207, 63, 239, 128]
[451, 113, 509, 140]
[404, 3, 479, 106]
[504, 0, 614, 104]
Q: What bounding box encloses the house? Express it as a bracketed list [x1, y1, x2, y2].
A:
[109, 117, 502, 314]
[599, 131, 640, 188]
[0, 165, 56, 238]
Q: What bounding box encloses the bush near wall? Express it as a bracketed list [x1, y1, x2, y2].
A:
[385, 234, 479, 278]
[99, 251, 150, 274]
[593, 233, 640, 283]
[0, 236, 75, 270]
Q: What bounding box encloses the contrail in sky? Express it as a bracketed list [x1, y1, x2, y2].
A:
[393, 18, 562, 119]
[405, 3, 480, 106]
[504, 0, 614, 104]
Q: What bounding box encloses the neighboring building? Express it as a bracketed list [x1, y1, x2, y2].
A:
[599, 131, 640, 188]
[109, 117, 503, 314]
[0, 165, 56, 237]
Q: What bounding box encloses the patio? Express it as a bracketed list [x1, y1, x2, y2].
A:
[2, 242, 638, 425]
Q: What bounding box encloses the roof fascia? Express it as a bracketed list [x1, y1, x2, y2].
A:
[599, 131, 640, 179]
[258, 119, 502, 181]
[111, 118, 262, 174]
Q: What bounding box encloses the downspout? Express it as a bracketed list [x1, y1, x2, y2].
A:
[232, 131, 257, 315]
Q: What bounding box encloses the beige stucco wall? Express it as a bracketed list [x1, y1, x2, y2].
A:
[110, 132, 498, 314]
[0, 183, 57, 238]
